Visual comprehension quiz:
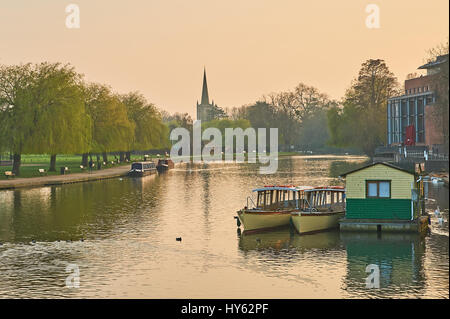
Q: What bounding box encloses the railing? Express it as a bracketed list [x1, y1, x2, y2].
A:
[246, 196, 256, 208]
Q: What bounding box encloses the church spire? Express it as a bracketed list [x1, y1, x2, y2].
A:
[201, 67, 209, 105]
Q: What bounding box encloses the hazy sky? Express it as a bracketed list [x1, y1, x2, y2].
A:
[0, 0, 448, 117]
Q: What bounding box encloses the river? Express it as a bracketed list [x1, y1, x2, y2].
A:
[0, 155, 448, 298]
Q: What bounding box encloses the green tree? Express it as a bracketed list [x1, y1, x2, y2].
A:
[327, 59, 399, 157]
[121, 91, 169, 160]
[82, 83, 134, 163]
[297, 109, 330, 151]
[0, 63, 36, 175]
[24, 63, 91, 171]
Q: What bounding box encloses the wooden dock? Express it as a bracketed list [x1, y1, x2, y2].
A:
[339, 216, 429, 233]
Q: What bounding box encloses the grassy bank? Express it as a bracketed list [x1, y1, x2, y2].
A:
[0, 154, 160, 180]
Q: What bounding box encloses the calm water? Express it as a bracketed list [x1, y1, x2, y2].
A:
[0, 156, 448, 298]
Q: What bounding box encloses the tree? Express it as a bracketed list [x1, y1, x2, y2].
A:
[208, 104, 227, 120]
[297, 109, 331, 151]
[121, 91, 170, 160]
[164, 112, 193, 132]
[0, 63, 38, 175]
[327, 59, 399, 157]
[24, 63, 91, 171]
[82, 83, 134, 163]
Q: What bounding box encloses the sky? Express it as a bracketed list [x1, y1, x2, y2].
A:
[0, 0, 448, 118]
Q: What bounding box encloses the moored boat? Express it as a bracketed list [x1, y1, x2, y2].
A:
[290, 186, 345, 235]
[237, 185, 314, 233]
[128, 161, 157, 177]
[156, 158, 174, 172]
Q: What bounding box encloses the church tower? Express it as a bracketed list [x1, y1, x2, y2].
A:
[196, 68, 219, 122]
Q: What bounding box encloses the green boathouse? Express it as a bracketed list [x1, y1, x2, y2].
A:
[339, 162, 428, 232]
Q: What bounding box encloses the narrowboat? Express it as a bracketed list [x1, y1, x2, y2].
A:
[237, 185, 315, 233]
[128, 161, 157, 177]
[290, 186, 346, 234]
[156, 158, 174, 173]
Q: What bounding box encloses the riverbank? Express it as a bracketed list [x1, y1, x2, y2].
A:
[0, 165, 130, 190]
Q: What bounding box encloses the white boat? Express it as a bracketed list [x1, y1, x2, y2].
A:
[290, 187, 345, 235]
[237, 185, 315, 233]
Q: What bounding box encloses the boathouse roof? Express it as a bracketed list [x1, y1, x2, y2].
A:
[339, 162, 414, 178]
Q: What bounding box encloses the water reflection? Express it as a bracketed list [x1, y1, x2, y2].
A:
[341, 232, 426, 298]
[239, 228, 341, 252]
[0, 156, 447, 298]
[0, 176, 164, 243]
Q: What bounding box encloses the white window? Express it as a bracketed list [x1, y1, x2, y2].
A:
[379, 182, 390, 198]
[368, 182, 378, 197]
[366, 180, 391, 198]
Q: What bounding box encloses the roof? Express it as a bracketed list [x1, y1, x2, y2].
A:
[304, 186, 345, 192]
[252, 185, 314, 192]
[339, 162, 414, 177]
[201, 68, 209, 105]
[252, 185, 344, 192]
[418, 54, 449, 70]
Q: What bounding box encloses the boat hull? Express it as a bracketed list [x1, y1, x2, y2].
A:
[237, 209, 292, 232]
[127, 169, 156, 177]
[156, 165, 169, 173]
[290, 211, 345, 235]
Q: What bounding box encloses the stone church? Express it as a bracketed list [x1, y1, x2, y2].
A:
[196, 68, 223, 122]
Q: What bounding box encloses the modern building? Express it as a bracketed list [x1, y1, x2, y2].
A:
[387, 54, 448, 150]
[196, 68, 222, 122]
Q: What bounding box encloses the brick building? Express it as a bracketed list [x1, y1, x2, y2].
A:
[387, 54, 448, 151]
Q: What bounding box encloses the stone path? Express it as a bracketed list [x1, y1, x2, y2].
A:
[0, 165, 130, 190]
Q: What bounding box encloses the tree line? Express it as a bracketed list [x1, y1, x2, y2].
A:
[2, 42, 446, 176]
[0, 62, 170, 176]
[226, 83, 339, 152]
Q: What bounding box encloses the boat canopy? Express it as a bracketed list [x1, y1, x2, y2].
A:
[249, 185, 346, 211]
[304, 186, 345, 193]
[252, 185, 314, 192]
[131, 162, 155, 170]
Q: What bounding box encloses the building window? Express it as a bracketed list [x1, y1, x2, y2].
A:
[366, 180, 391, 198]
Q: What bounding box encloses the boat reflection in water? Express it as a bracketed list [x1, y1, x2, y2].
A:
[341, 232, 426, 298]
[238, 227, 431, 298]
[238, 227, 341, 251]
